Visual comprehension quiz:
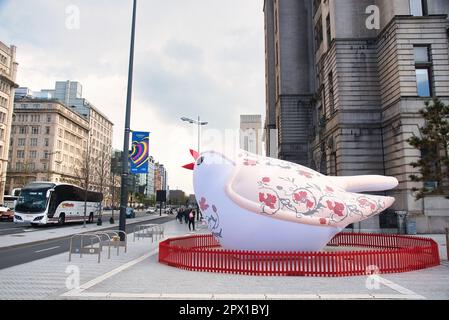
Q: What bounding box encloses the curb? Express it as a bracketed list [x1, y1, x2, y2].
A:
[0, 214, 173, 251]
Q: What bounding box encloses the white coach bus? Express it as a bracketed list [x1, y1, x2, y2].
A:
[14, 182, 103, 226]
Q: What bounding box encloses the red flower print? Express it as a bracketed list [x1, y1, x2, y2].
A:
[199, 197, 209, 211]
[259, 193, 277, 209]
[298, 170, 313, 179]
[319, 218, 328, 225]
[327, 200, 345, 217]
[262, 177, 271, 183]
[243, 159, 258, 166]
[358, 198, 376, 210]
[293, 192, 314, 208]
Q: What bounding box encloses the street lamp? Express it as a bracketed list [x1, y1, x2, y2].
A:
[181, 116, 208, 154]
[119, 0, 138, 240]
[181, 116, 208, 221]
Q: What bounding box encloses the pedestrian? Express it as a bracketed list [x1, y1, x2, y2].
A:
[188, 209, 196, 232]
[184, 208, 190, 224]
[176, 207, 183, 224]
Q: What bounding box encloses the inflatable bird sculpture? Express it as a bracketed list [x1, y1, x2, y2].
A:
[183, 149, 398, 252]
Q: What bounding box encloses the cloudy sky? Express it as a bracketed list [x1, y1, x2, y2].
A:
[0, 0, 265, 194]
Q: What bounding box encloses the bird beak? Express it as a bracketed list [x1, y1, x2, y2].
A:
[182, 163, 195, 170]
[190, 149, 199, 160]
[182, 149, 199, 170]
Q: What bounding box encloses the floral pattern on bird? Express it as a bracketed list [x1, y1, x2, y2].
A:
[227, 152, 393, 228]
[253, 175, 386, 226]
[198, 196, 223, 238]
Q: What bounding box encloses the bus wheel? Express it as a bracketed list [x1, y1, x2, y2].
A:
[58, 214, 65, 226]
[88, 213, 94, 224]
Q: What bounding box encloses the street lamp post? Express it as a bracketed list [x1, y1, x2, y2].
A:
[181, 116, 208, 221]
[119, 0, 138, 240]
[180, 116, 208, 155]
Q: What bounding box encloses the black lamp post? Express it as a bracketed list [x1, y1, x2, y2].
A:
[119, 0, 137, 239]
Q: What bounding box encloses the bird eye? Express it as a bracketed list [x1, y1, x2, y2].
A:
[197, 156, 204, 166]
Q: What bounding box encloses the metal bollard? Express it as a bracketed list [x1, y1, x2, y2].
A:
[446, 228, 449, 261]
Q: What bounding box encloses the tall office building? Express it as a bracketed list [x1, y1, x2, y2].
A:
[15, 81, 114, 193]
[264, 0, 449, 232]
[0, 41, 19, 197]
[7, 98, 89, 191]
[154, 163, 168, 193]
[240, 115, 263, 155]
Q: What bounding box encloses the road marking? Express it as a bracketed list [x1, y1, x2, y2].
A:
[377, 277, 416, 295]
[0, 227, 29, 232]
[35, 246, 61, 253]
[61, 248, 159, 297]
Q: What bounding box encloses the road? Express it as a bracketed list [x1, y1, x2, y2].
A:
[0, 215, 174, 270]
[0, 209, 152, 236]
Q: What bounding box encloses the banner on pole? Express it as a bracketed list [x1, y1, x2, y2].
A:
[129, 131, 150, 174]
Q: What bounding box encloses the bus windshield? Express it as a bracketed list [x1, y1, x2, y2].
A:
[15, 189, 50, 213]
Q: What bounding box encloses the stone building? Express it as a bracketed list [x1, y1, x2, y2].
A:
[7, 98, 89, 190]
[264, 0, 449, 233]
[240, 114, 263, 155]
[15, 82, 114, 194]
[0, 41, 18, 197]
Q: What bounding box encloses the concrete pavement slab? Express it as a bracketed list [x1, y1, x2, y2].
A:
[0, 218, 448, 300]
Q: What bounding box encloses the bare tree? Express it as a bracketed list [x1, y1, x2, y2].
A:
[73, 132, 93, 228]
[109, 172, 121, 223]
[93, 145, 112, 224]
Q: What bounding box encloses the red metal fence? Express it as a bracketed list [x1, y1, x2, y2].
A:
[159, 233, 440, 277]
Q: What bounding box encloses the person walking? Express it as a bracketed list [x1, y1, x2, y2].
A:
[176, 207, 183, 224]
[188, 209, 196, 232]
[184, 208, 190, 224]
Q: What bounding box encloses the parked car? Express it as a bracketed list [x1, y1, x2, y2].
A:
[126, 207, 135, 219]
[146, 207, 156, 214]
[0, 205, 14, 221]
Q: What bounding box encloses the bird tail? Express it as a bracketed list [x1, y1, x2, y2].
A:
[328, 175, 398, 193]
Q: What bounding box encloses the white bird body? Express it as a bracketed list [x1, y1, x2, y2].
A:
[188, 150, 398, 252]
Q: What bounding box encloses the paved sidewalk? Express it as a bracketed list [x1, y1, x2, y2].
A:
[0, 213, 169, 249]
[0, 219, 448, 300]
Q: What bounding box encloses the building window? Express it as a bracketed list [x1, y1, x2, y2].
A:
[416, 69, 431, 97]
[314, 15, 323, 50]
[18, 138, 25, 147]
[30, 138, 38, 146]
[45, 138, 49, 147]
[328, 72, 335, 113]
[45, 126, 50, 135]
[19, 126, 27, 134]
[410, 0, 428, 16]
[414, 45, 432, 97]
[326, 14, 331, 48]
[30, 150, 37, 159]
[31, 126, 40, 134]
[17, 150, 25, 159]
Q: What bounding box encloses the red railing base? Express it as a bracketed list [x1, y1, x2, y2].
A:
[158, 233, 440, 277]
